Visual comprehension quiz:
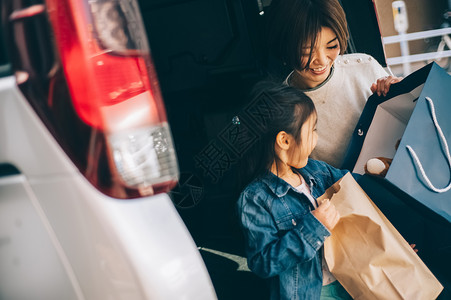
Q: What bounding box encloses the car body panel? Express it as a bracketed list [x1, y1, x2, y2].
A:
[0, 74, 217, 299]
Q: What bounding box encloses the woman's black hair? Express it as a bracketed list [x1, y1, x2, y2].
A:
[267, 0, 349, 71]
[239, 81, 316, 188]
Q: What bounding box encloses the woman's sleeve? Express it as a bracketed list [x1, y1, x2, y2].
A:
[237, 190, 330, 278]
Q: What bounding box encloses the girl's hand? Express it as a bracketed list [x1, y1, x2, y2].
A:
[410, 243, 419, 253]
[311, 200, 340, 231]
[370, 75, 402, 97]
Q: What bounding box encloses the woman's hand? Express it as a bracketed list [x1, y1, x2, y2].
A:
[370, 75, 402, 97]
[312, 200, 340, 231]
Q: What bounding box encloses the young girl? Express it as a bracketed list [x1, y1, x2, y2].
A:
[266, 0, 402, 168]
[237, 83, 351, 299]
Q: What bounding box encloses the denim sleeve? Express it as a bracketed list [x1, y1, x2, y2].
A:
[320, 161, 349, 187]
[238, 190, 330, 279]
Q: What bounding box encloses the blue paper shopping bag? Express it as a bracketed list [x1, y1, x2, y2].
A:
[343, 62, 451, 223]
[386, 66, 451, 223]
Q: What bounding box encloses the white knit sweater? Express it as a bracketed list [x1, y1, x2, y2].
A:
[286, 53, 388, 168]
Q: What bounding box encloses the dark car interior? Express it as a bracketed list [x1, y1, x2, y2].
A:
[136, 0, 389, 299]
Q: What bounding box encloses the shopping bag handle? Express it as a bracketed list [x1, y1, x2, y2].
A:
[406, 97, 451, 193]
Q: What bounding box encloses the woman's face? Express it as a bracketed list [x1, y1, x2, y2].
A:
[287, 113, 318, 169]
[295, 27, 340, 89]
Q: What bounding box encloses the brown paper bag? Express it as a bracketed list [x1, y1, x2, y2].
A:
[319, 173, 443, 300]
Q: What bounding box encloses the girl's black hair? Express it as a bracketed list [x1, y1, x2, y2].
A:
[266, 0, 349, 71]
[239, 81, 316, 189]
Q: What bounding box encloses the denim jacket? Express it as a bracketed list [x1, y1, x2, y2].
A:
[237, 159, 348, 300]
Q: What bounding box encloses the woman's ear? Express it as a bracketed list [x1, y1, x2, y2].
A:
[275, 131, 291, 150]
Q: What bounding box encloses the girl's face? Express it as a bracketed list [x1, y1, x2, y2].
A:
[287, 113, 318, 169]
[295, 27, 340, 89]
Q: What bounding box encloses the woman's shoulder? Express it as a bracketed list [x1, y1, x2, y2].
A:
[335, 53, 388, 79]
[337, 53, 377, 65]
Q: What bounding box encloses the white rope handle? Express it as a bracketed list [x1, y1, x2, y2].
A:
[406, 96, 451, 193]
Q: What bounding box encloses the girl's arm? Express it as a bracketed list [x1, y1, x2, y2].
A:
[238, 191, 330, 278]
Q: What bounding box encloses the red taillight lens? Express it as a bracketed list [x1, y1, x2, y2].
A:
[43, 0, 178, 195]
[46, 0, 162, 129]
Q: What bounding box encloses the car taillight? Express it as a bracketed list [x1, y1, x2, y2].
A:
[4, 0, 178, 197]
[46, 0, 159, 128]
[47, 0, 178, 195]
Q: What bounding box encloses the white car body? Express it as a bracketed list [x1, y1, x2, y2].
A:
[0, 13, 216, 300]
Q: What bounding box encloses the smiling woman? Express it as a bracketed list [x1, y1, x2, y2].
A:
[267, 0, 402, 168]
[292, 27, 341, 89]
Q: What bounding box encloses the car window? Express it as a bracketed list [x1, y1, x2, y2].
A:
[375, 0, 451, 77]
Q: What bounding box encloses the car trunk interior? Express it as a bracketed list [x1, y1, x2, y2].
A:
[136, 1, 387, 299]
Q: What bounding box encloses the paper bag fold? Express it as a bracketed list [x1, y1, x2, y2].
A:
[320, 173, 443, 300]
